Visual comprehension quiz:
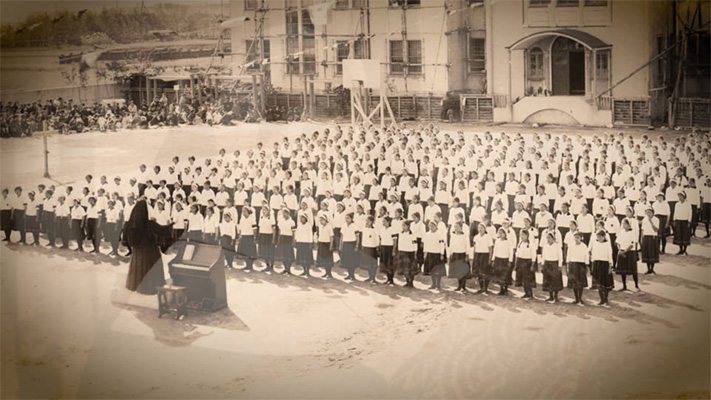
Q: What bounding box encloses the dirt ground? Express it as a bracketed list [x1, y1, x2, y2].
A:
[1, 122, 710, 399]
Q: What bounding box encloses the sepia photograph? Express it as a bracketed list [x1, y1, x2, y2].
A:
[0, 0, 710, 398]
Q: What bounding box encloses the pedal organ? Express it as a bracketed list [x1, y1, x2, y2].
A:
[168, 242, 227, 312]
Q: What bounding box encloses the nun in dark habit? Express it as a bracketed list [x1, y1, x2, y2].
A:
[124, 199, 172, 295]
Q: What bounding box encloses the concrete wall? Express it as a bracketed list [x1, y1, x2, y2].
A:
[230, 0, 451, 95]
[489, 0, 669, 101]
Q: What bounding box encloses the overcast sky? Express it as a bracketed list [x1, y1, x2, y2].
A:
[1, 0, 223, 25]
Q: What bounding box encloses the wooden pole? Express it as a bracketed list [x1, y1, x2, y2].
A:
[43, 134, 50, 179]
[597, 39, 681, 99]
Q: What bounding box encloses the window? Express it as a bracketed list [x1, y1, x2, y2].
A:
[335, 0, 365, 8]
[389, 40, 404, 74]
[584, 0, 607, 6]
[285, 8, 316, 75]
[595, 50, 609, 79]
[687, 32, 711, 76]
[389, 0, 421, 7]
[557, 0, 579, 6]
[336, 40, 365, 75]
[529, 47, 544, 79]
[389, 40, 423, 75]
[245, 0, 257, 10]
[407, 40, 422, 74]
[468, 37, 485, 74]
[245, 40, 270, 71]
[529, 0, 551, 7]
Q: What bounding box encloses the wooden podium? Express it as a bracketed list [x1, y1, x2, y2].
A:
[168, 242, 227, 312]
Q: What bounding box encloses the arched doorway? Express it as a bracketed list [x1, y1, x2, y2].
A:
[551, 37, 586, 96]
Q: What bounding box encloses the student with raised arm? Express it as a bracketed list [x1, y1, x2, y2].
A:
[640, 207, 660, 275]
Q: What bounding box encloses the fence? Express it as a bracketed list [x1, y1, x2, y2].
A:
[460, 95, 494, 123]
[0, 83, 121, 104]
[674, 98, 711, 128]
[613, 98, 650, 126]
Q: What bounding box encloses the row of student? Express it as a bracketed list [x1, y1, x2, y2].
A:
[0, 174, 698, 260]
[189, 202, 653, 306]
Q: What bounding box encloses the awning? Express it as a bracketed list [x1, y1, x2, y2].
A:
[150, 74, 193, 82]
[507, 29, 612, 51]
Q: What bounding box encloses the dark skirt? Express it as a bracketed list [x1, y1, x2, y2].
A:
[41, 211, 54, 233]
[541, 260, 564, 292]
[615, 250, 638, 275]
[591, 260, 614, 290]
[701, 203, 711, 224]
[515, 258, 537, 289]
[379, 245, 394, 274]
[447, 252, 470, 279]
[258, 233, 274, 262]
[395, 250, 417, 276]
[425, 253, 445, 276]
[71, 219, 84, 241]
[317, 241, 333, 267]
[655, 215, 670, 238]
[641, 235, 660, 263]
[361, 246, 378, 273]
[566, 261, 588, 289]
[471, 252, 491, 279]
[278, 235, 294, 265]
[672, 220, 691, 246]
[415, 238, 424, 264]
[219, 235, 235, 254]
[0, 209, 11, 230]
[237, 235, 257, 260]
[12, 210, 25, 231]
[25, 215, 38, 232]
[295, 242, 314, 266]
[125, 244, 165, 295]
[491, 257, 512, 285]
[341, 241, 357, 270]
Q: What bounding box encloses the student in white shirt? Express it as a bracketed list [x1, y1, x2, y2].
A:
[104, 200, 122, 256]
[652, 192, 671, 254]
[447, 222, 471, 292]
[640, 207, 660, 275]
[395, 220, 418, 288]
[24, 191, 40, 246]
[316, 214, 335, 278]
[378, 216, 397, 285]
[237, 206, 258, 271]
[590, 229, 614, 306]
[186, 204, 204, 242]
[257, 203, 276, 272]
[566, 231, 590, 305]
[472, 222, 494, 294]
[515, 229, 537, 299]
[54, 196, 71, 249]
[491, 228, 515, 296]
[360, 216, 379, 283]
[541, 231, 564, 303]
[202, 207, 219, 245]
[218, 212, 237, 268]
[616, 218, 640, 291]
[340, 213, 360, 281]
[423, 220, 446, 290]
[295, 212, 314, 276]
[672, 191, 692, 255]
[70, 199, 86, 251]
[277, 208, 296, 274]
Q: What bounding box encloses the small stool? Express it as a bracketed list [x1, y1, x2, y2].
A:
[156, 285, 188, 320]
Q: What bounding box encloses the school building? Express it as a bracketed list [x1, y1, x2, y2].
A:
[229, 0, 710, 127]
